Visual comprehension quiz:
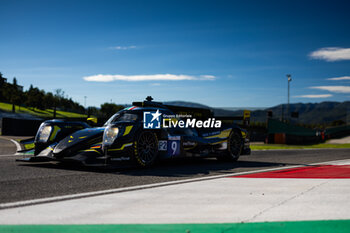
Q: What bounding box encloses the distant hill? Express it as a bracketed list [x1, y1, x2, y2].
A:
[165, 101, 350, 125]
[262, 102, 350, 124]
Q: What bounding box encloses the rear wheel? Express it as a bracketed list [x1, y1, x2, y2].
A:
[218, 130, 242, 162]
[133, 131, 159, 167]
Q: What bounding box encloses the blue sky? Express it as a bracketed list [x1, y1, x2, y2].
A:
[1, 0, 350, 108]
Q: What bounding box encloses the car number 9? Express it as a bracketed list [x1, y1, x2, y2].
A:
[171, 141, 177, 155]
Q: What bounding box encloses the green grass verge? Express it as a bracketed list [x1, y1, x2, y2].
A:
[0, 102, 87, 118]
[251, 143, 350, 150]
[0, 220, 349, 233]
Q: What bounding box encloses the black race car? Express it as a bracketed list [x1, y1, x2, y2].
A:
[17, 98, 250, 167]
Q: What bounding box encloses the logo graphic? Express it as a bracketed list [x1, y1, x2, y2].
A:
[143, 110, 162, 129]
[143, 109, 221, 129]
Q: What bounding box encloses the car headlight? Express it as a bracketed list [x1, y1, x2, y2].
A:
[37, 125, 52, 143]
[103, 126, 119, 145]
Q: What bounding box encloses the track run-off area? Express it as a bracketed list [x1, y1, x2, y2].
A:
[0, 136, 350, 232]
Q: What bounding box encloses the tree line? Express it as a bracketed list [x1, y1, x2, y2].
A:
[0, 72, 124, 118]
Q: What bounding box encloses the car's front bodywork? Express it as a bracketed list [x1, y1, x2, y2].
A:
[17, 99, 251, 166]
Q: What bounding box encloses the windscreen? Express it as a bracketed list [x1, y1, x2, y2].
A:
[104, 112, 138, 126]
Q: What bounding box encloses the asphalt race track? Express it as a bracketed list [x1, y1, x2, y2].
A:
[0, 138, 16, 155]
[1, 137, 350, 205]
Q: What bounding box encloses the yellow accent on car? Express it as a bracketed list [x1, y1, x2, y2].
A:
[108, 143, 133, 152]
[87, 117, 98, 124]
[241, 131, 247, 138]
[79, 136, 87, 139]
[123, 126, 133, 136]
[184, 144, 197, 150]
[204, 129, 231, 139]
[81, 149, 101, 154]
[45, 146, 54, 151]
[49, 125, 61, 141]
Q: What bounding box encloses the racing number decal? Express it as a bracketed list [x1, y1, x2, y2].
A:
[167, 138, 180, 157]
[171, 141, 177, 155]
[158, 140, 167, 151]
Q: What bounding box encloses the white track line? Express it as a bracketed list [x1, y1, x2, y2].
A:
[10, 139, 22, 152]
[1, 158, 350, 210]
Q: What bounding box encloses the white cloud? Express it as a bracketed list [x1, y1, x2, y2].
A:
[200, 75, 215, 79]
[83, 74, 216, 82]
[309, 47, 350, 61]
[109, 45, 136, 50]
[327, 76, 350, 81]
[309, 86, 350, 93]
[294, 94, 333, 98]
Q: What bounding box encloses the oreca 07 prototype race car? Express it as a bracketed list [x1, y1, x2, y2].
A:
[17, 98, 251, 167]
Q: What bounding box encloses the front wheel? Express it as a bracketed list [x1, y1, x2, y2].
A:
[133, 131, 159, 167]
[218, 130, 242, 162]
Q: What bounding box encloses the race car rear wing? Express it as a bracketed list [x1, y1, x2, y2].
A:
[132, 100, 213, 119]
[165, 106, 251, 126]
[215, 110, 251, 126]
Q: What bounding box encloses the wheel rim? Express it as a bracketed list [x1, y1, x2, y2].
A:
[137, 132, 158, 164]
[229, 132, 242, 158]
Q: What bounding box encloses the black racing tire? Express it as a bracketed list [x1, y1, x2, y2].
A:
[133, 131, 159, 167]
[218, 130, 242, 162]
